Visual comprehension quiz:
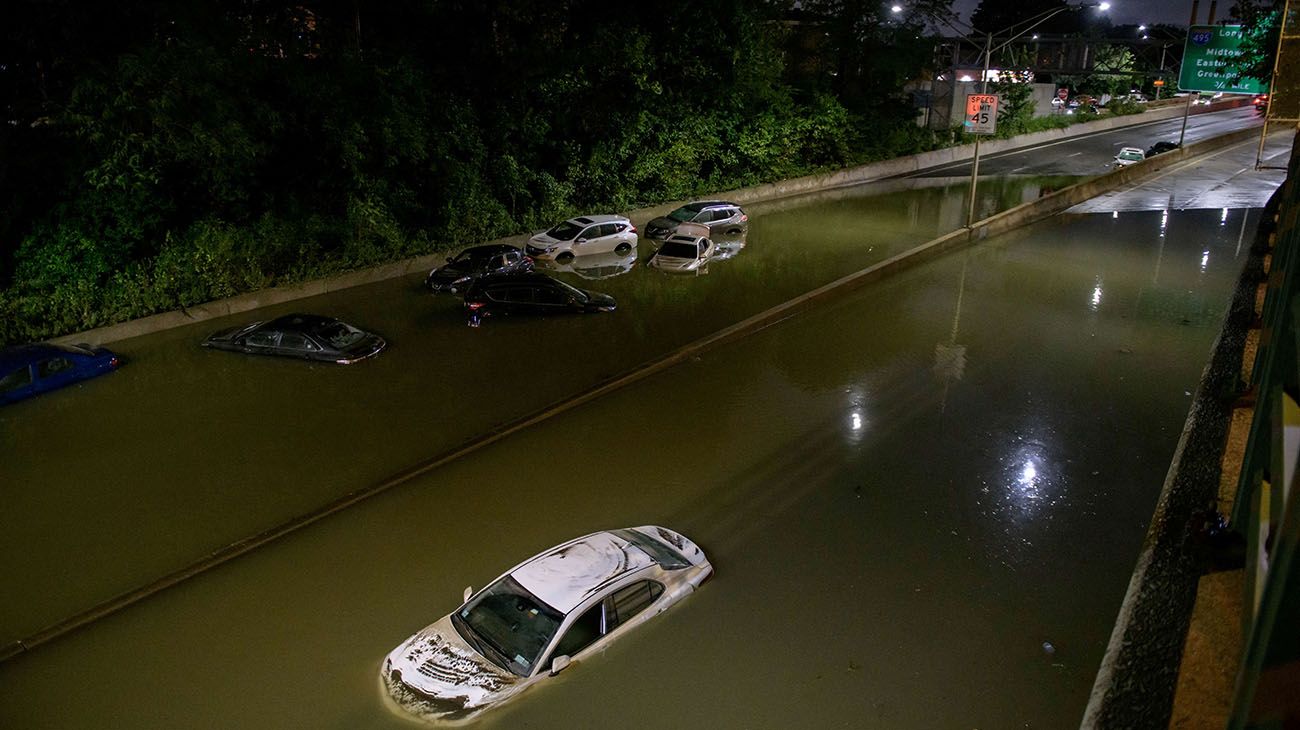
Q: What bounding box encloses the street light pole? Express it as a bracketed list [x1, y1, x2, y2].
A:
[965, 32, 993, 226]
[953, 2, 1109, 228]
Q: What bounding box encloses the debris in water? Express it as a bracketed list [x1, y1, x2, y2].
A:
[1042, 641, 1056, 656]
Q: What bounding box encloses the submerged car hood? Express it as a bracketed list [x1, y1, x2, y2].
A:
[382, 615, 520, 722]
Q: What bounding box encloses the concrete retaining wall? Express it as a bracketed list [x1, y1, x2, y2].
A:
[52, 99, 1253, 348]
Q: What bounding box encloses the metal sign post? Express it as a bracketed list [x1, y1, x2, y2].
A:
[964, 93, 999, 227]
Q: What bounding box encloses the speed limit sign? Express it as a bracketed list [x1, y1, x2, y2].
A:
[965, 94, 999, 135]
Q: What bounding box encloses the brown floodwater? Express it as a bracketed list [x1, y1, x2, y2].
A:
[0, 191, 1262, 727]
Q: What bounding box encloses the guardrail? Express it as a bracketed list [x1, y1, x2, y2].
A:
[1226, 130, 1300, 728]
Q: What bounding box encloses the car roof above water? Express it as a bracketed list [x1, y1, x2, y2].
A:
[509, 531, 657, 613]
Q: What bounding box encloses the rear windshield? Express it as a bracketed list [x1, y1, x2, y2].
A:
[658, 242, 698, 258]
[612, 529, 690, 570]
[314, 321, 366, 349]
[1118, 150, 1143, 161]
[546, 222, 584, 241]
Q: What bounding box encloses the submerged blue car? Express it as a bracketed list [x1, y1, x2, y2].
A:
[0, 343, 122, 405]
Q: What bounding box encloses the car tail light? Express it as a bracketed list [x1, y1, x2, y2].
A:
[523, 256, 534, 264]
[740, 214, 748, 222]
[629, 225, 637, 233]
[466, 301, 486, 311]
[109, 357, 120, 368]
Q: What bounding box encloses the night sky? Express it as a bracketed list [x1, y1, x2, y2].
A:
[952, 0, 1212, 27]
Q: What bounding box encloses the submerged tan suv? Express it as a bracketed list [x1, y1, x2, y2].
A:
[645, 201, 748, 241]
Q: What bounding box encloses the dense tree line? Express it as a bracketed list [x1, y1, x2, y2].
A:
[0, 0, 955, 344]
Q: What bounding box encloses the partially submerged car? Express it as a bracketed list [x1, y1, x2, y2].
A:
[648, 223, 716, 274]
[525, 215, 637, 261]
[382, 526, 712, 724]
[1145, 141, 1180, 158]
[202, 314, 386, 364]
[1113, 147, 1146, 167]
[0, 343, 121, 406]
[463, 272, 615, 323]
[426, 245, 532, 294]
[646, 201, 748, 241]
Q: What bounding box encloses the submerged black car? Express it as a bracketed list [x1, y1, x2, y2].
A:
[463, 272, 615, 324]
[1145, 141, 1181, 158]
[202, 314, 386, 364]
[426, 244, 533, 294]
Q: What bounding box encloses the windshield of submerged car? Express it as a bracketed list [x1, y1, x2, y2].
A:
[546, 222, 584, 241]
[666, 206, 697, 223]
[452, 576, 563, 677]
[1118, 150, 1143, 161]
[313, 322, 366, 349]
[658, 242, 699, 259]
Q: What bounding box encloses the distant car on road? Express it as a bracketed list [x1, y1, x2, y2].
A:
[648, 223, 716, 274]
[1145, 141, 1180, 158]
[526, 215, 636, 262]
[463, 272, 616, 323]
[1254, 93, 1269, 115]
[202, 314, 386, 364]
[382, 526, 712, 724]
[1113, 147, 1146, 167]
[426, 244, 532, 294]
[0, 343, 121, 405]
[646, 201, 748, 241]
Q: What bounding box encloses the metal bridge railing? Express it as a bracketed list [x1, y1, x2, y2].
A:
[1228, 129, 1300, 729]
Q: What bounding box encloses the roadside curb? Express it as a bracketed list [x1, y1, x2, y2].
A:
[2, 124, 1271, 665]
[52, 100, 1251, 348]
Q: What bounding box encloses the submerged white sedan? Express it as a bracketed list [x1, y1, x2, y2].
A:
[381, 526, 712, 724]
[648, 223, 715, 274]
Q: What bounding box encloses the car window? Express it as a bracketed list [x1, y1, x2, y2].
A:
[659, 241, 699, 258]
[245, 330, 281, 348]
[453, 575, 563, 678]
[535, 284, 570, 305]
[552, 602, 605, 659]
[692, 211, 711, 223]
[36, 358, 74, 378]
[313, 322, 366, 349]
[279, 333, 309, 351]
[504, 286, 535, 304]
[578, 227, 599, 241]
[546, 222, 584, 241]
[504, 251, 520, 265]
[488, 255, 506, 269]
[0, 366, 33, 393]
[709, 209, 730, 222]
[667, 206, 695, 223]
[608, 581, 663, 631]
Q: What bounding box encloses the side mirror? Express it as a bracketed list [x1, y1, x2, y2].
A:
[550, 655, 571, 676]
[463, 586, 473, 602]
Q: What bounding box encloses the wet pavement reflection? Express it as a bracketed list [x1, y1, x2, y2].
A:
[0, 203, 1261, 728]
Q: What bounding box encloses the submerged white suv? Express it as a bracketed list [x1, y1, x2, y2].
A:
[526, 215, 637, 261]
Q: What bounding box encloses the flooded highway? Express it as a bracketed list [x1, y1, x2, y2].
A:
[0, 123, 1288, 728]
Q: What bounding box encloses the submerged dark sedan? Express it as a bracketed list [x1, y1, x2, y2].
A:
[463, 272, 615, 325]
[0, 343, 121, 405]
[426, 244, 533, 294]
[202, 314, 386, 364]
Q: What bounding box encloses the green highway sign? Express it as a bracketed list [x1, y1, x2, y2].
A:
[1178, 25, 1268, 94]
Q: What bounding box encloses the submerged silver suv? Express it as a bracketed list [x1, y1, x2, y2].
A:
[645, 201, 748, 241]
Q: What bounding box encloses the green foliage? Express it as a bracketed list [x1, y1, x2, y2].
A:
[0, 0, 962, 346]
